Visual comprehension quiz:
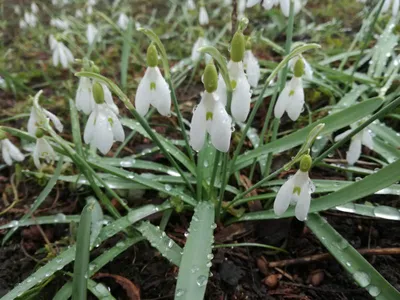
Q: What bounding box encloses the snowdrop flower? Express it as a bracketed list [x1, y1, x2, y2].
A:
[0, 134, 24, 166]
[76, 77, 95, 114]
[75, 9, 83, 18]
[87, 5, 93, 15]
[382, 0, 399, 17]
[135, 44, 171, 117]
[87, 23, 99, 45]
[274, 57, 305, 121]
[84, 82, 125, 154]
[20, 12, 37, 29]
[243, 39, 260, 88]
[31, 2, 39, 14]
[190, 63, 232, 152]
[238, 0, 246, 18]
[187, 0, 196, 10]
[50, 18, 70, 30]
[334, 123, 373, 165]
[33, 133, 57, 170]
[14, 5, 21, 15]
[50, 36, 74, 69]
[216, 31, 252, 122]
[117, 13, 129, 30]
[289, 55, 313, 80]
[28, 104, 63, 137]
[224, 0, 232, 5]
[247, 0, 303, 17]
[274, 154, 315, 221]
[199, 5, 209, 25]
[191, 35, 210, 62]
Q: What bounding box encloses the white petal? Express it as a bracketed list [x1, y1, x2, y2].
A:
[199, 7, 209, 25]
[154, 69, 171, 116]
[191, 37, 205, 61]
[263, 0, 279, 9]
[3, 139, 24, 162]
[210, 101, 232, 152]
[189, 100, 207, 152]
[244, 50, 260, 88]
[361, 129, 373, 149]
[84, 110, 97, 145]
[44, 109, 63, 132]
[135, 68, 152, 116]
[101, 83, 119, 115]
[295, 184, 312, 221]
[285, 77, 304, 121]
[347, 135, 362, 165]
[215, 75, 227, 106]
[34, 138, 55, 169]
[274, 82, 291, 119]
[27, 108, 39, 136]
[110, 112, 125, 142]
[2, 142, 13, 166]
[303, 59, 313, 80]
[52, 45, 59, 67]
[274, 177, 295, 216]
[279, 0, 290, 16]
[93, 108, 114, 154]
[382, 0, 391, 13]
[247, 0, 261, 7]
[231, 76, 251, 122]
[76, 77, 95, 114]
[187, 0, 196, 10]
[58, 44, 68, 69]
[334, 129, 352, 142]
[33, 141, 42, 169]
[393, 0, 399, 17]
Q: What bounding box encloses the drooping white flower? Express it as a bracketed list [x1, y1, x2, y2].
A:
[216, 61, 252, 123]
[191, 36, 210, 62]
[187, 0, 196, 10]
[86, 23, 99, 45]
[382, 0, 399, 17]
[14, 5, 21, 15]
[76, 77, 95, 114]
[28, 105, 63, 137]
[238, 0, 246, 18]
[117, 13, 129, 30]
[190, 92, 232, 152]
[273, 169, 315, 221]
[135, 67, 171, 116]
[33, 137, 56, 169]
[87, 5, 93, 15]
[83, 86, 125, 155]
[334, 125, 373, 165]
[199, 6, 209, 25]
[262, 0, 279, 9]
[20, 12, 37, 29]
[31, 2, 39, 14]
[50, 18, 70, 30]
[75, 9, 83, 18]
[247, 0, 303, 17]
[289, 55, 312, 80]
[50, 38, 74, 69]
[243, 50, 260, 88]
[274, 76, 304, 121]
[1, 139, 24, 166]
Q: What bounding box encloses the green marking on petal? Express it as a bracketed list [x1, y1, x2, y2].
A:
[206, 112, 213, 121]
[150, 82, 156, 90]
[293, 186, 301, 196]
[289, 90, 295, 96]
[108, 117, 114, 126]
[231, 80, 237, 90]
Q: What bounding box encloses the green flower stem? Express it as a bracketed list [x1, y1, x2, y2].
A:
[313, 96, 400, 166]
[216, 152, 229, 221]
[209, 150, 221, 199]
[167, 77, 195, 162]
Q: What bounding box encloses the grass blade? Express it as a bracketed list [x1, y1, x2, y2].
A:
[175, 202, 215, 300]
[307, 213, 400, 299]
[120, 20, 133, 92]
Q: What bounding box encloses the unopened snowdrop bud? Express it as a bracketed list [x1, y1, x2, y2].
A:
[293, 57, 305, 78]
[199, 5, 209, 25]
[230, 31, 245, 63]
[35, 128, 45, 138]
[92, 82, 105, 104]
[135, 45, 171, 117]
[0, 134, 24, 166]
[203, 63, 218, 93]
[190, 63, 232, 152]
[273, 156, 315, 221]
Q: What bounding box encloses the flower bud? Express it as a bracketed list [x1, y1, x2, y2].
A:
[294, 57, 305, 78]
[300, 154, 312, 172]
[146, 44, 158, 67]
[230, 31, 245, 62]
[203, 62, 218, 93]
[35, 128, 45, 138]
[91, 64, 100, 73]
[0, 129, 6, 140]
[92, 82, 105, 104]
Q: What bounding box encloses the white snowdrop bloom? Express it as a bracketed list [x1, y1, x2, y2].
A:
[382, 0, 399, 17]
[14, 5, 21, 15]
[216, 61, 252, 123]
[238, 0, 246, 18]
[88, 0, 97, 5]
[117, 13, 129, 30]
[75, 9, 83, 18]
[243, 50, 260, 88]
[51, 40, 74, 69]
[263, 0, 279, 9]
[1, 139, 24, 166]
[49, 34, 57, 50]
[20, 12, 37, 29]
[33, 137, 56, 169]
[334, 125, 373, 165]
[199, 6, 209, 25]
[190, 92, 232, 152]
[50, 18, 70, 30]
[247, 0, 302, 16]
[28, 105, 63, 137]
[274, 76, 304, 121]
[224, 0, 232, 5]
[135, 45, 171, 117]
[187, 0, 196, 10]
[84, 83, 125, 155]
[87, 5, 93, 15]
[191, 36, 210, 62]
[274, 168, 315, 221]
[31, 2, 39, 14]
[87, 23, 99, 45]
[289, 55, 313, 80]
[75, 77, 95, 114]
